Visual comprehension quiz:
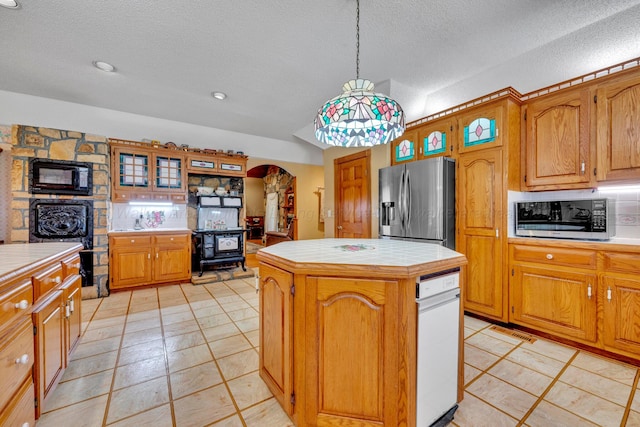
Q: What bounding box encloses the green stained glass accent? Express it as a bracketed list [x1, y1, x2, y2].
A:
[395, 138, 415, 162]
[424, 131, 446, 155]
[464, 117, 496, 147]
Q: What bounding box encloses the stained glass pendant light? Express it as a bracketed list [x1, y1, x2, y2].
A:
[314, 0, 405, 147]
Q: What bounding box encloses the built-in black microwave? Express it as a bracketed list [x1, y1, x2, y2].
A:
[29, 158, 93, 196]
[515, 199, 614, 240]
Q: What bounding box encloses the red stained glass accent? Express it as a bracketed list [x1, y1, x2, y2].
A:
[430, 135, 440, 149]
[475, 124, 484, 137]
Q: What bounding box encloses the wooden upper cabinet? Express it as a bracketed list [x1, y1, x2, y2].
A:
[390, 128, 419, 165]
[522, 88, 593, 190]
[457, 103, 503, 154]
[111, 142, 186, 202]
[417, 117, 456, 159]
[596, 72, 640, 183]
[186, 152, 248, 177]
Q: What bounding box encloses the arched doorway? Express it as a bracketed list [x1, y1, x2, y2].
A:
[246, 164, 296, 242]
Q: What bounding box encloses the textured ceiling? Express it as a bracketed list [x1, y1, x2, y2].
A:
[1, 0, 640, 151]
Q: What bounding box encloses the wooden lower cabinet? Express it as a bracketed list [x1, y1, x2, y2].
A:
[305, 275, 398, 426]
[508, 239, 640, 363]
[0, 378, 36, 427]
[0, 318, 35, 415]
[109, 231, 191, 290]
[62, 275, 82, 358]
[258, 263, 294, 415]
[32, 289, 65, 417]
[511, 265, 597, 343]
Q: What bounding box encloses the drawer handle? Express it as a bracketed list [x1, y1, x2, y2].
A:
[73, 263, 81, 269]
[15, 354, 29, 365]
[587, 284, 592, 299]
[65, 304, 70, 318]
[48, 276, 62, 284]
[546, 254, 554, 260]
[14, 300, 29, 310]
[70, 299, 75, 313]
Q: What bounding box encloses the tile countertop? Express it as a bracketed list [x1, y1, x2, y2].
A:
[0, 242, 83, 279]
[108, 228, 193, 234]
[258, 238, 464, 267]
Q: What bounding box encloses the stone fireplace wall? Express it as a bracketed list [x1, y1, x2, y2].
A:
[10, 125, 110, 299]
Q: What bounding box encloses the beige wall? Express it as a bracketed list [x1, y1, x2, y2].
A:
[322, 144, 390, 238]
[247, 158, 325, 241]
[245, 177, 265, 217]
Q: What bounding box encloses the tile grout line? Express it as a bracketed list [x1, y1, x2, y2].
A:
[100, 290, 133, 427]
[617, 364, 639, 427]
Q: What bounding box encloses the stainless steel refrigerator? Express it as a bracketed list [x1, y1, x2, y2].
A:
[379, 157, 455, 249]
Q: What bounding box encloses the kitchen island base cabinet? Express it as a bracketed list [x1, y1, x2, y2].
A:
[32, 289, 65, 418]
[257, 238, 467, 427]
[306, 276, 398, 426]
[258, 263, 293, 416]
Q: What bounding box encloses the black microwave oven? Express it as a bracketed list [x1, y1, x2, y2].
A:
[515, 199, 614, 240]
[29, 158, 93, 196]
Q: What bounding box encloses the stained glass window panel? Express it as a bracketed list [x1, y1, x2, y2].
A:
[424, 131, 446, 155]
[395, 138, 415, 162]
[464, 117, 496, 147]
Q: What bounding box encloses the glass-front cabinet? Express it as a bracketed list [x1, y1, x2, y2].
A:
[111, 142, 186, 202]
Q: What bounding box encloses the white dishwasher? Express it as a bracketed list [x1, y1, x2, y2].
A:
[416, 268, 460, 426]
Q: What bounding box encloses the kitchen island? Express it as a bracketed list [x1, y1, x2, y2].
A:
[256, 238, 467, 427]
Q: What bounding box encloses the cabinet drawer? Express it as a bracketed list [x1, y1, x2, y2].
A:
[0, 377, 35, 427]
[0, 280, 32, 329]
[61, 254, 81, 278]
[154, 234, 189, 246]
[33, 264, 63, 299]
[602, 252, 640, 274]
[0, 319, 35, 413]
[511, 245, 596, 269]
[110, 235, 152, 247]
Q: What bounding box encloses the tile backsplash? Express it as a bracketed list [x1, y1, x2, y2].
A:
[508, 189, 640, 239]
[110, 203, 188, 231]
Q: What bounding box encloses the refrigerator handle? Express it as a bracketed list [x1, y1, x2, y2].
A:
[399, 170, 405, 228]
[406, 169, 412, 228]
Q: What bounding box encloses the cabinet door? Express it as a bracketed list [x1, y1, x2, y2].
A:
[258, 263, 294, 415]
[153, 153, 185, 192]
[602, 275, 640, 355]
[511, 265, 596, 342]
[457, 103, 503, 153]
[109, 236, 152, 289]
[216, 155, 247, 177]
[152, 234, 191, 282]
[32, 290, 65, 417]
[418, 117, 456, 159]
[523, 89, 592, 188]
[390, 128, 419, 165]
[305, 276, 398, 426]
[458, 148, 506, 321]
[112, 146, 150, 190]
[62, 275, 82, 358]
[596, 74, 640, 182]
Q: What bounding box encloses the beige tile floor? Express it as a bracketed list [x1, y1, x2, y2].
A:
[37, 274, 640, 427]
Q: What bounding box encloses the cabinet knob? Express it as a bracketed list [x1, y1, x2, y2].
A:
[73, 263, 81, 269]
[14, 300, 29, 310]
[131, 239, 135, 243]
[170, 237, 174, 241]
[15, 354, 29, 365]
[70, 299, 75, 313]
[56, 276, 61, 284]
[546, 254, 554, 260]
[22, 423, 30, 427]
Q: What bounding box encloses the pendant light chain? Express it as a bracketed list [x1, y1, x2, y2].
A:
[356, 0, 360, 80]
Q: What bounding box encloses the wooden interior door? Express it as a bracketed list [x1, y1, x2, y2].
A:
[334, 150, 371, 238]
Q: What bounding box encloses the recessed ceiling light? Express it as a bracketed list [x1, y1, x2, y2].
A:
[0, 0, 20, 9]
[211, 91, 227, 100]
[93, 60, 116, 72]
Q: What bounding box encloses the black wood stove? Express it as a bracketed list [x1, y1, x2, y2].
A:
[192, 228, 247, 276]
